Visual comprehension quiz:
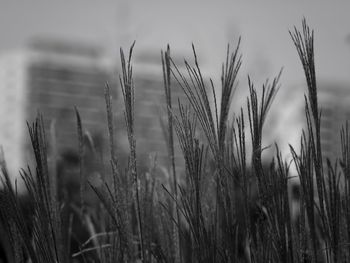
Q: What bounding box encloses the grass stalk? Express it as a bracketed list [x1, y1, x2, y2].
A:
[161, 45, 182, 263]
[119, 41, 145, 262]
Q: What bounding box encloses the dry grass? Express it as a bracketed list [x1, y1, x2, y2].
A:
[1, 18, 349, 263]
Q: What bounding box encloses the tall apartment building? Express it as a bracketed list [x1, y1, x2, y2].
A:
[273, 81, 350, 173]
[128, 50, 190, 173]
[0, 39, 115, 182]
[317, 82, 350, 163]
[0, 41, 202, 188]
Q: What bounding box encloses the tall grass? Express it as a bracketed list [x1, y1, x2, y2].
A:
[161, 45, 181, 263]
[1, 18, 349, 263]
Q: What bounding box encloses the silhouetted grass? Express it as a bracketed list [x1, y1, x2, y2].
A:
[1, 18, 350, 263]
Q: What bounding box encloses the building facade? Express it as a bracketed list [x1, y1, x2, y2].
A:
[0, 41, 204, 189]
[126, 50, 190, 174]
[272, 81, 350, 174]
[0, 39, 115, 184]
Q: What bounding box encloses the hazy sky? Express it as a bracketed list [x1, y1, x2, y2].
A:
[0, 1, 349, 86]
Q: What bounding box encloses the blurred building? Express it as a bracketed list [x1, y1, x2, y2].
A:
[0, 39, 197, 188]
[127, 50, 190, 174]
[273, 81, 350, 173]
[0, 38, 115, 182]
[317, 83, 350, 164]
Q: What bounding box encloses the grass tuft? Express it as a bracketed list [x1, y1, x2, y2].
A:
[1, 18, 350, 263]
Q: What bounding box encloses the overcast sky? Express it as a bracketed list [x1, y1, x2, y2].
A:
[0, 1, 349, 85]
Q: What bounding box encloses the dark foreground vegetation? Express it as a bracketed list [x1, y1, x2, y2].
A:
[1, 19, 349, 263]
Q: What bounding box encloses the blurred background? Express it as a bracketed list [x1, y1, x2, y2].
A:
[0, 0, 349, 183]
